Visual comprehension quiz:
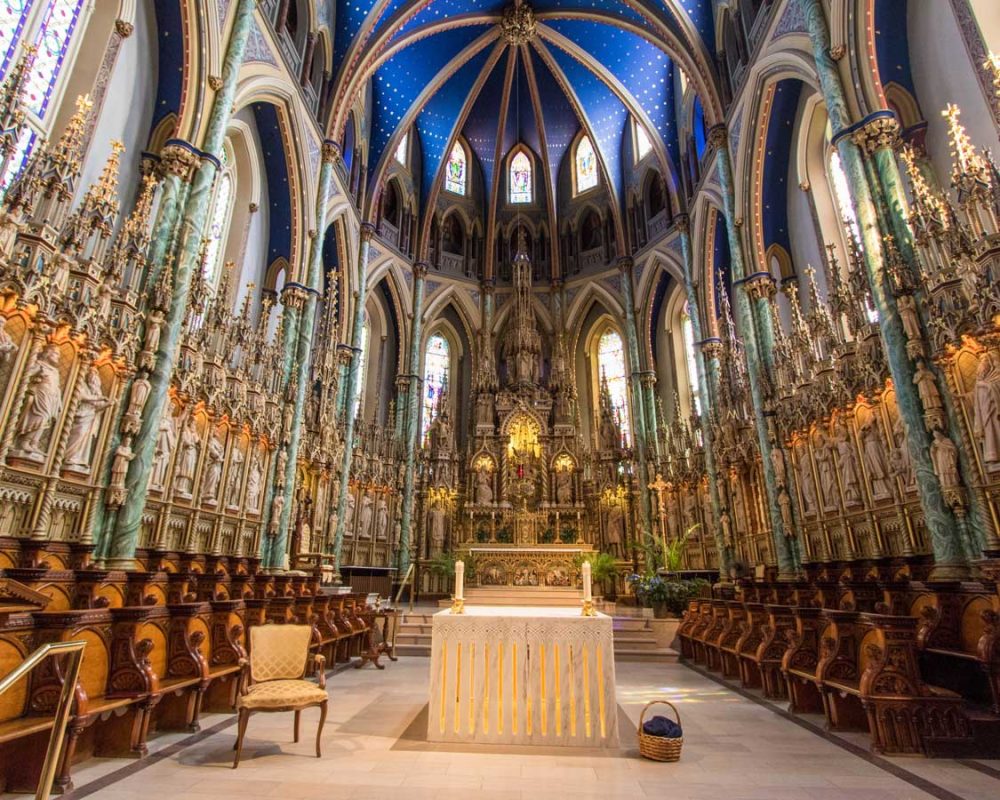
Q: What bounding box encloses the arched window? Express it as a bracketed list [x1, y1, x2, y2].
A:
[575, 135, 597, 193]
[509, 150, 532, 203]
[395, 130, 409, 166]
[354, 318, 370, 417]
[200, 148, 234, 288]
[597, 328, 631, 445]
[445, 141, 466, 195]
[634, 120, 652, 161]
[681, 304, 701, 416]
[828, 148, 860, 251]
[421, 333, 450, 443]
[1, 0, 87, 193]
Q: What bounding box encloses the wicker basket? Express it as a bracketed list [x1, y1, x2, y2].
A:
[637, 700, 683, 762]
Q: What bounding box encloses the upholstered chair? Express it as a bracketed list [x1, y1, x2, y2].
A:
[232, 624, 328, 768]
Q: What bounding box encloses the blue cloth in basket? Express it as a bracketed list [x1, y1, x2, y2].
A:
[642, 715, 682, 739]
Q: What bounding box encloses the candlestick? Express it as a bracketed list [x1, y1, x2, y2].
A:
[582, 560, 592, 602]
[455, 559, 465, 601]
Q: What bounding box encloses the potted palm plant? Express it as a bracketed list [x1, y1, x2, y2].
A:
[574, 551, 618, 609]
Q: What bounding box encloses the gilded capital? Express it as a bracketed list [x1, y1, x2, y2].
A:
[616, 256, 634, 273]
[851, 115, 900, 155]
[321, 140, 340, 164]
[414, 261, 429, 278]
[499, 3, 536, 45]
[360, 222, 377, 242]
[159, 142, 199, 179]
[674, 213, 690, 234]
[115, 19, 134, 38]
[208, 75, 223, 92]
[707, 124, 727, 150]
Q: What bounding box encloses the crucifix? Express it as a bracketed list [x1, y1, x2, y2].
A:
[648, 472, 670, 570]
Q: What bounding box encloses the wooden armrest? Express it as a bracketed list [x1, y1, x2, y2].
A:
[313, 653, 326, 689]
[237, 657, 250, 696]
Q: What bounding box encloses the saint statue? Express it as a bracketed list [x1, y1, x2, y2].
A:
[476, 393, 493, 427]
[835, 428, 861, 506]
[107, 441, 134, 506]
[813, 433, 837, 510]
[151, 412, 176, 488]
[0, 316, 18, 372]
[343, 492, 356, 534]
[605, 504, 624, 555]
[429, 505, 446, 556]
[14, 344, 64, 458]
[375, 497, 389, 541]
[897, 294, 922, 344]
[861, 418, 892, 500]
[201, 432, 225, 503]
[931, 429, 961, 489]
[245, 451, 262, 510]
[797, 449, 817, 513]
[913, 360, 942, 414]
[174, 418, 200, 497]
[556, 470, 573, 505]
[225, 445, 245, 505]
[475, 469, 493, 505]
[770, 444, 787, 488]
[359, 493, 374, 539]
[269, 492, 284, 534]
[63, 365, 112, 470]
[778, 488, 795, 536]
[890, 415, 915, 489]
[973, 351, 1000, 468]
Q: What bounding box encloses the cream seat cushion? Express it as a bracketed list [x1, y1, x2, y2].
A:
[237, 679, 328, 710]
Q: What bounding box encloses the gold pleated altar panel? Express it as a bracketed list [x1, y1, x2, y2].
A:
[427, 607, 620, 748]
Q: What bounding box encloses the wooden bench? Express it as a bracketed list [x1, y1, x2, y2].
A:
[734, 602, 767, 689]
[754, 604, 795, 699]
[781, 606, 828, 714]
[677, 600, 701, 659]
[717, 601, 747, 678]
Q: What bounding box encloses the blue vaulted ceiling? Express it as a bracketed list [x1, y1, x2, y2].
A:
[327, 1, 720, 225]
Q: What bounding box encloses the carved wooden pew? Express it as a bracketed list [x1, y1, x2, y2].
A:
[687, 600, 715, 665]
[717, 601, 747, 678]
[781, 606, 828, 714]
[201, 599, 247, 713]
[677, 600, 701, 659]
[752, 604, 795, 699]
[701, 601, 730, 672]
[734, 602, 767, 689]
[912, 584, 1000, 714]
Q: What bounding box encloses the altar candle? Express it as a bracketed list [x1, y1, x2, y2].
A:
[455, 560, 465, 601]
[582, 561, 592, 602]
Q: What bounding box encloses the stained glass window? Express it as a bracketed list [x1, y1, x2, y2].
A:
[634, 121, 652, 161]
[597, 329, 631, 446]
[0, 0, 33, 76]
[575, 135, 597, 193]
[682, 305, 702, 416]
[421, 333, 450, 443]
[510, 150, 532, 203]
[1, 0, 85, 194]
[445, 141, 466, 195]
[201, 150, 233, 288]
[395, 131, 408, 166]
[828, 148, 878, 322]
[354, 320, 369, 417]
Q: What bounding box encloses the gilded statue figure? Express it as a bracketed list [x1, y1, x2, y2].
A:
[14, 345, 64, 458]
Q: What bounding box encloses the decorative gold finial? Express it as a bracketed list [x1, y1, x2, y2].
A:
[500, 3, 535, 45]
[943, 104, 990, 191]
[986, 52, 1000, 111]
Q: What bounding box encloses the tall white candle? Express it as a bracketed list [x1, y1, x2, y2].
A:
[582, 561, 592, 602]
[455, 559, 465, 601]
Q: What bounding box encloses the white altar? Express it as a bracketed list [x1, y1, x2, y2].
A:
[427, 606, 619, 748]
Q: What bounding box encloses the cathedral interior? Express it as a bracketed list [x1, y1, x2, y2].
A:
[2, 0, 1000, 797]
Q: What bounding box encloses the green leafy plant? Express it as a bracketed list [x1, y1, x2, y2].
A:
[663, 524, 699, 573]
[426, 551, 478, 580]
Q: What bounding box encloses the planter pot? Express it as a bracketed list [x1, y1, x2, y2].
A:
[641, 606, 654, 618]
[652, 601, 670, 619]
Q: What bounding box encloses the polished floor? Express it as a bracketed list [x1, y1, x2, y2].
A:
[26, 658, 1000, 800]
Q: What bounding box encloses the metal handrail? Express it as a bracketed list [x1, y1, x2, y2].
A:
[0, 640, 86, 800]
[394, 563, 415, 611]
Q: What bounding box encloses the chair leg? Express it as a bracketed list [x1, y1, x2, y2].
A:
[316, 700, 328, 758]
[294, 709, 301, 743]
[232, 709, 251, 769]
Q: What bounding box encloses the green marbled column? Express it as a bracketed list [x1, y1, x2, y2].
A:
[103, 0, 256, 567]
[617, 257, 653, 542]
[798, 0, 968, 577]
[331, 223, 376, 574]
[712, 128, 800, 579]
[264, 149, 337, 569]
[279, 300, 302, 388]
[678, 217, 733, 578]
[861, 120, 992, 554]
[397, 263, 428, 575]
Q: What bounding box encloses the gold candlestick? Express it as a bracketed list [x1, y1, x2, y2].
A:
[450, 597, 465, 614]
[581, 598, 596, 617]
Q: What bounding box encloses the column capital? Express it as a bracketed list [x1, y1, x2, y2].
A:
[674, 213, 690, 233]
[616, 256, 634, 273]
[479, 278, 496, 292]
[743, 271, 777, 300]
[699, 337, 724, 360]
[281, 285, 309, 309]
[413, 261, 429, 278]
[707, 124, 728, 150]
[114, 19, 134, 37]
[159, 140, 200, 179]
[849, 112, 900, 154]
[321, 139, 340, 164]
[360, 222, 377, 242]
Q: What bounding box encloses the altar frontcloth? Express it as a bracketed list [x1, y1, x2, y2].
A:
[427, 606, 620, 748]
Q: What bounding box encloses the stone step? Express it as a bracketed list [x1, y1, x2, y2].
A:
[613, 636, 661, 652]
[614, 647, 680, 663]
[395, 643, 432, 657]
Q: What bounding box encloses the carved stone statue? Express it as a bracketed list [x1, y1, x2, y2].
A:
[63, 365, 112, 470]
[770, 444, 787, 488]
[834, 428, 861, 506]
[913, 360, 943, 415]
[151, 412, 176, 488]
[475, 469, 493, 505]
[719, 510, 733, 549]
[778, 488, 795, 536]
[275, 447, 288, 486]
[107, 441, 134, 506]
[475, 393, 493, 427]
[861, 418, 892, 500]
[225, 444, 244, 505]
[201, 432, 225, 503]
[931, 429, 961, 489]
[973, 351, 1000, 468]
[359, 493, 374, 539]
[897, 294, 922, 344]
[797, 449, 816, 513]
[429, 505, 446, 556]
[141, 309, 164, 367]
[174, 418, 200, 497]
[891, 415, 915, 489]
[245, 450, 262, 510]
[813, 433, 837, 509]
[375, 497, 389, 541]
[605, 504, 624, 555]
[556, 470, 573, 505]
[269, 491, 284, 534]
[122, 373, 151, 434]
[343, 492, 356, 534]
[14, 344, 64, 458]
[0, 316, 17, 372]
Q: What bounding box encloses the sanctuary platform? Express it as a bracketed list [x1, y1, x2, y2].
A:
[427, 606, 619, 749]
